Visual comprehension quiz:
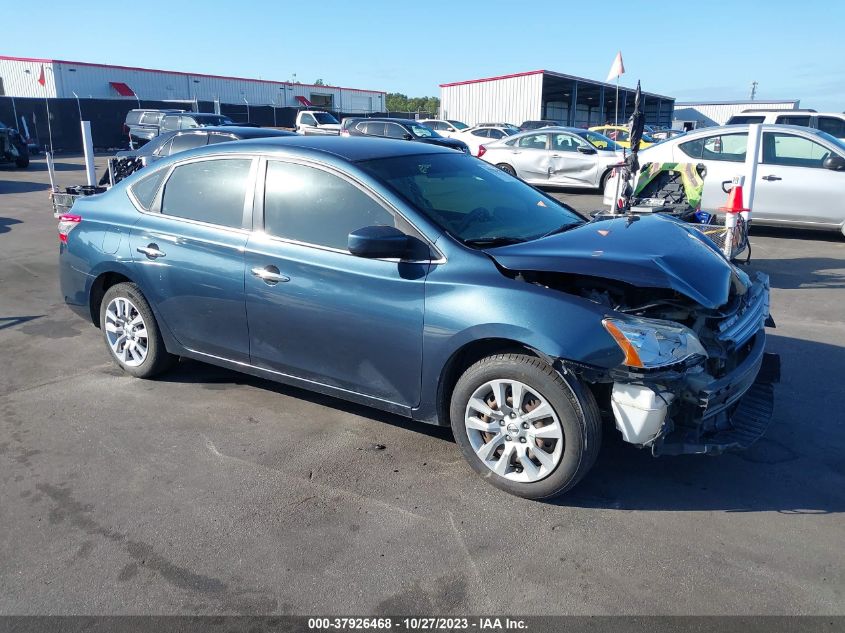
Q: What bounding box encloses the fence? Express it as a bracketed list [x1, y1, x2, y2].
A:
[0, 97, 435, 152]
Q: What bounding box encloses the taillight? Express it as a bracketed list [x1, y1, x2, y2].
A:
[477, 144, 487, 158]
[340, 129, 350, 137]
[58, 214, 82, 243]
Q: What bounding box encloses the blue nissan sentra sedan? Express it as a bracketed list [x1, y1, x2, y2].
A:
[58, 136, 779, 499]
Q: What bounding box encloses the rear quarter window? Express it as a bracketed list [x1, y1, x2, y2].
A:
[129, 169, 167, 210]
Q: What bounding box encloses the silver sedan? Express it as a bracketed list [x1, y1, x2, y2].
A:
[480, 127, 625, 190]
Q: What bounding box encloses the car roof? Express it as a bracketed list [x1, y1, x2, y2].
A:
[346, 117, 420, 125]
[680, 123, 832, 137]
[173, 135, 454, 163]
[514, 126, 592, 135]
[197, 126, 295, 137]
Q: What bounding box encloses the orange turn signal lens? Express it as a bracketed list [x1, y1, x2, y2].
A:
[603, 319, 644, 368]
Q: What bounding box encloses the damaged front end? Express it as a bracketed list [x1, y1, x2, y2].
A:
[509, 264, 778, 455]
[591, 270, 779, 455]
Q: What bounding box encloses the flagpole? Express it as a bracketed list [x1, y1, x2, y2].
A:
[615, 77, 619, 126]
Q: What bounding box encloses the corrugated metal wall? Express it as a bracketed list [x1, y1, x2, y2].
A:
[440, 73, 543, 126]
[0, 58, 384, 112]
[673, 101, 799, 126]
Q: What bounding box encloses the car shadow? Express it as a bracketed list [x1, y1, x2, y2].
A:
[750, 225, 843, 243]
[0, 315, 44, 330]
[0, 217, 23, 233]
[157, 358, 455, 444]
[751, 256, 845, 290]
[156, 332, 843, 514]
[560, 332, 845, 513]
[0, 180, 51, 194]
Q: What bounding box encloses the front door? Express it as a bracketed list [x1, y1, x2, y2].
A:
[753, 131, 845, 227]
[128, 156, 256, 362]
[244, 159, 429, 407]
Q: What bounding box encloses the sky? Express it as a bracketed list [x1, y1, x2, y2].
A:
[7, 0, 845, 111]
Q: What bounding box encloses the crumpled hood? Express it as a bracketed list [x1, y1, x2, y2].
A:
[487, 214, 742, 309]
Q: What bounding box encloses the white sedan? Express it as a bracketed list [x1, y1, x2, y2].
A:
[480, 127, 625, 190]
[418, 119, 469, 138]
[603, 124, 845, 235]
[454, 125, 518, 156]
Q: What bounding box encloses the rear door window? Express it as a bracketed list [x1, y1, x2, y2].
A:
[140, 112, 162, 125]
[728, 115, 765, 124]
[126, 111, 143, 125]
[263, 161, 395, 250]
[161, 159, 252, 228]
[518, 134, 549, 150]
[818, 116, 845, 138]
[161, 115, 180, 132]
[384, 122, 407, 139]
[363, 121, 386, 136]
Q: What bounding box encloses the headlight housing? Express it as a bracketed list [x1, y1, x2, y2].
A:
[602, 316, 707, 369]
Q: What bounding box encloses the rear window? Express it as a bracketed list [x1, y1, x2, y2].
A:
[776, 115, 811, 127]
[679, 133, 747, 162]
[818, 116, 845, 138]
[161, 159, 252, 228]
[169, 133, 208, 154]
[125, 111, 143, 125]
[129, 169, 167, 210]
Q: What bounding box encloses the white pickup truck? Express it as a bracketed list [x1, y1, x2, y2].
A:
[295, 111, 342, 135]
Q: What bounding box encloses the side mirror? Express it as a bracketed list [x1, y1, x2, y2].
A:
[823, 155, 845, 171]
[348, 225, 409, 259]
[577, 146, 597, 155]
[403, 133, 414, 141]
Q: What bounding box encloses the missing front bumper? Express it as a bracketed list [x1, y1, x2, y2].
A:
[652, 351, 780, 456]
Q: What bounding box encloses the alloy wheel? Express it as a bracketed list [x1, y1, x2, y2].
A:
[104, 296, 148, 367]
[464, 379, 564, 483]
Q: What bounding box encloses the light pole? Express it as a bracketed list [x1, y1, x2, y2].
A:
[72, 91, 83, 120]
[243, 96, 250, 123]
[24, 67, 54, 153]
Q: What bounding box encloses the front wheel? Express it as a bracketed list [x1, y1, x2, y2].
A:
[99, 282, 176, 378]
[450, 354, 601, 500]
[16, 156, 29, 168]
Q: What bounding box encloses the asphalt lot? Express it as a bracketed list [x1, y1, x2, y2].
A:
[1, 154, 843, 616]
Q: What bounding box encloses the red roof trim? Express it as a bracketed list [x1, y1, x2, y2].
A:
[0, 55, 386, 95]
[439, 70, 546, 88]
[109, 82, 136, 97]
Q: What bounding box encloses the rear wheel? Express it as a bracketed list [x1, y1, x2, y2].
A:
[496, 163, 517, 177]
[599, 169, 612, 192]
[15, 156, 29, 168]
[99, 282, 176, 379]
[450, 353, 601, 500]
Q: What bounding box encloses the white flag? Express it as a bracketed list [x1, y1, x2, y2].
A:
[606, 51, 625, 82]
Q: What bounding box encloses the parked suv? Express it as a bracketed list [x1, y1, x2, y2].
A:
[0, 121, 29, 168]
[519, 120, 566, 131]
[124, 109, 184, 148]
[341, 117, 469, 152]
[58, 136, 778, 500]
[726, 110, 845, 139]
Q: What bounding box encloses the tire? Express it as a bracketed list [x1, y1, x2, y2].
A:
[99, 282, 176, 379]
[599, 169, 612, 192]
[496, 163, 517, 177]
[15, 156, 29, 168]
[450, 353, 601, 500]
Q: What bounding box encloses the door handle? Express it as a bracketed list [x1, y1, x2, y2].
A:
[136, 244, 166, 259]
[551, 154, 562, 158]
[762, 175, 782, 181]
[251, 265, 290, 285]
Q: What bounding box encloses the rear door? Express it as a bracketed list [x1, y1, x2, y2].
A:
[128, 156, 257, 362]
[753, 131, 845, 227]
[509, 133, 551, 182]
[243, 158, 429, 406]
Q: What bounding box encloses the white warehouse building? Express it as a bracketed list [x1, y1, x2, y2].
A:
[0, 55, 386, 112]
[440, 69, 675, 128]
[672, 99, 800, 128]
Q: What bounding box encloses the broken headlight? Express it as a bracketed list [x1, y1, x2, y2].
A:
[602, 316, 707, 369]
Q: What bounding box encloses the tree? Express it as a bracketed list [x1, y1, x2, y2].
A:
[385, 92, 440, 115]
[314, 79, 325, 86]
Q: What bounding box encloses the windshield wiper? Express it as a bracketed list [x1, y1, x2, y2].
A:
[538, 222, 581, 239]
[463, 236, 527, 248]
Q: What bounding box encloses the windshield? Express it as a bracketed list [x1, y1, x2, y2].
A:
[314, 112, 340, 125]
[411, 124, 440, 138]
[580, 131, 621, 151]
[447, 120, 469, 130]
[358, 153, 584, 245]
